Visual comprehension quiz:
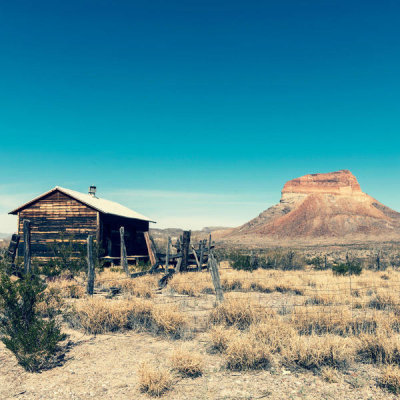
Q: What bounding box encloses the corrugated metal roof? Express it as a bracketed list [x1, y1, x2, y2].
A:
[9, 186, 155, 223]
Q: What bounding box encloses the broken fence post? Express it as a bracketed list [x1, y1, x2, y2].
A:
[191, 244, 200, 270]
[209, 253, 224, 303]
[120, 226, 130, 277]
[87, 235, 95, 295]
[199, 239, 205, 270]
[165, 236, 171, 276]
[181, 230, 191, 271]
[23, 219, 31, 275]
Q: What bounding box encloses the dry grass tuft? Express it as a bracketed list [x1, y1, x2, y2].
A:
[320, 366, 340, 383]
[357, 330, 400, 364]
[169, 272, 213, 296]
[378, 365, 400, 394]
[283, 334, 354, 370]
[97, 271, 158, 298]
[224, 333, 272, 370]
[151, 304, 188, 338]
[170, 348, 204, 377]
[209, 325, 237, 352]
[249, 319, 296, 353]
[68, 297, 187, 337]
[47, 279, 85, 299]
[138, 361, 173, 397]
[209, 297, 259, 329]
[68, 297, 133, 334]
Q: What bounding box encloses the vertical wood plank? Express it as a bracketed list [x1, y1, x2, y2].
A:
[181, 230, 191, 271]
[23, 219, 31, 275]
[87, 235, 95, 295]
[144, 232, 156, 266]
[120, 226, 130, 276]
[209, 253, 224, 303]
[165, 236, 171, 276]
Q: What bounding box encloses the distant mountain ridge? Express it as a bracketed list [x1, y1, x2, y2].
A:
[220, 170, 400, 243]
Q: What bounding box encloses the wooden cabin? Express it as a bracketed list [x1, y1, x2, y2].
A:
[9, 186, 155, 261]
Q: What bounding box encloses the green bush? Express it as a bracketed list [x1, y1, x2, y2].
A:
[332, 260, 362, 276]
[0, 273, 66, 372]
[230, 252, 258, 271]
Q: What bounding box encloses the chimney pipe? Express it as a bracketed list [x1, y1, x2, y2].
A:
[88, 185, 97, 197]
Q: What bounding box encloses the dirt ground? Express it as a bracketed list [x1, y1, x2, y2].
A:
[0, 326, 397, 400]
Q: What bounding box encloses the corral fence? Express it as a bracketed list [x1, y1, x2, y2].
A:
[6, 220, 400, 334]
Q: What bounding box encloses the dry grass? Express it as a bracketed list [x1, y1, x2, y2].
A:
[97, 270, 158, 298]
[47, 279, 85, 298]
[169, 348, 204, 377]
[67, 296, 188, 338]
[209, 325, 237, 352]
[357, 330, 400, 364]
[320, 366, 341, 383]
[378, 365, 400, 394]
[224, 333, 272, 370]
[68, 297, 134, 334]
[151, 304, 188, 338]
[169, 272, 213, 296]
[137, 361, 173, 397]
[209, 297, 260, 329]
[283, 334, 354, 370]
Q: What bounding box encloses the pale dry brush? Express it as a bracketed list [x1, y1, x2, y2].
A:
[137, 361, 174, 397]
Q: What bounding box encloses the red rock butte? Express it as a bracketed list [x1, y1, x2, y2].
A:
[282, 170, 362, 195]
[221, 169, 400, 243]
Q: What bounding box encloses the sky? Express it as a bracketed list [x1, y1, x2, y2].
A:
[1, 0, 400, 232]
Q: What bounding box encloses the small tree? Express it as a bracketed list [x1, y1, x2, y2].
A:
[0, 273, 66, 371]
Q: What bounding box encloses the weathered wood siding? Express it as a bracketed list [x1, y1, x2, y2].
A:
[18, 191, 98, 256]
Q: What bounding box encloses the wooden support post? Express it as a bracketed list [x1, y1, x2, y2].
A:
[165, 236, 171, 276]
[199, 239, 205, 270]
[144, 232, 156, 266]
[181, 230, 191, 272]
[120, 226, 130, 277]
[8, 234, 20, 266]
[87, 235, 95, 295]
[209, 253, 223, 303]
[191, 244, 200, 270]
[23, 220, 31, 275]
[207, 234, 212, 270]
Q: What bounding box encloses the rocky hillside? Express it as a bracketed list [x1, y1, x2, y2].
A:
[222, 170, 400, 244]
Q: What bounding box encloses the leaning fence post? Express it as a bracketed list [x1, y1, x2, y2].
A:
[120, 226, 129, 277]
[165, 236, 171, 276]
[209, 253, 224, 303]
[23, 219, 31, 275]
[87, 235, 95, 295]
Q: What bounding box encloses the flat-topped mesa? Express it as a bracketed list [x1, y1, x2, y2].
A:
[281, 169, 362, 196]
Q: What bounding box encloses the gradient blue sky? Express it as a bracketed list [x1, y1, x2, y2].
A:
[1, 1, 399, 232]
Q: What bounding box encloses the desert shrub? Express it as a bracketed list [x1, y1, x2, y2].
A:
[209, 298, 258, 329]
[225, 333, 272, 370]
[229, 252, 258, 272]
[170, 348, 204, 377]
[378, 365, 400, 394]
[332, 260, 362, 276]
[0, 273, 66, 372]
[283, 334, 354, 370]
[138, 361, 173, 397]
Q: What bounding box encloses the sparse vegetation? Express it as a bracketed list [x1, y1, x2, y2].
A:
[137, 361, 173, 397]
[170, 348, 204, 377]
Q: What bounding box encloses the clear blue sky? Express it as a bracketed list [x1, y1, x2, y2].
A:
[1, 1, 399, 232]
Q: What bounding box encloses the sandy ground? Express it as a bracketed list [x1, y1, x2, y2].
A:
[0, 327, 397, 400]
